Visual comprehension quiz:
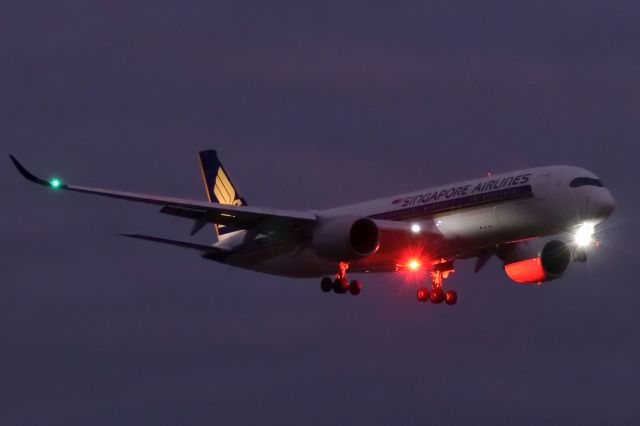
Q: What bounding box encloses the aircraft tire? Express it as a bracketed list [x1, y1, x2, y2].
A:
[430, 288, 445, 304]
[321, 277, 333, 292]
[417, 287, 430, 302]
[333, 278, 349, 294]
[445, 290, 458, 305]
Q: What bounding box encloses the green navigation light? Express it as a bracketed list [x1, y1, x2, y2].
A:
[50, 178, 62, 189]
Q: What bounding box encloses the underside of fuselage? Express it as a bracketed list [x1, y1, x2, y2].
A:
[212, 201, 538, 278]
[212, 165, 615, 279]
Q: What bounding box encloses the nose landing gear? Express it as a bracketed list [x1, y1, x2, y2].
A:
[320, 262, 362, 296]
[573, 249, 588, 263]
[417, 262, 458, 306]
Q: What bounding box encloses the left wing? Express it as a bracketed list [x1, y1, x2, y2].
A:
[10, 155, 442, 248]
[10, 155, 316, 231]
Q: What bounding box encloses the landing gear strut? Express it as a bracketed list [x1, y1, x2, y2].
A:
[417, 262, 458, 305]
[573, 249, 587, 263]
[320, 262, 362, 296]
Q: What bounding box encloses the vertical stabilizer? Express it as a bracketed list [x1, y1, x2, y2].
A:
[198, 150, 247, 237]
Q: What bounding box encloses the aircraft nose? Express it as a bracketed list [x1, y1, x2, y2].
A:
[596, 189, 615, 220]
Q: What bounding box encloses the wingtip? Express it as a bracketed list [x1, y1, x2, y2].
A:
[118, 233, 139, 238]
[8, 154, 21, 169]
[9, 155, 61, 187]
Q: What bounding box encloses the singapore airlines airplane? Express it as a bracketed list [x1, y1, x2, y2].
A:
[10, 151, 615, 305]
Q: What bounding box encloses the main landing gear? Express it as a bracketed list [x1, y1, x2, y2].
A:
[321, 262, 362, 296]
[416, 262, 458, 306]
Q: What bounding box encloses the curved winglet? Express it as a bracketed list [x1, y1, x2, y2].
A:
[9, 155, 66, 188]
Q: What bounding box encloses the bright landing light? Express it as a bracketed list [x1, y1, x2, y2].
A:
[411, 223, 421, 234]
[575, 223, 595, 247]
[408, 259, 421, 271]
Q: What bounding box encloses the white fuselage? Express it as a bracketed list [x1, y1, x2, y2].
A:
[218, 165, 615, 277]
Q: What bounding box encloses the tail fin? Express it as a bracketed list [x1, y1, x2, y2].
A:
[198, 150, 247, 237]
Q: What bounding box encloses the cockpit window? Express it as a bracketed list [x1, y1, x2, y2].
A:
[570, 177, 604, 188]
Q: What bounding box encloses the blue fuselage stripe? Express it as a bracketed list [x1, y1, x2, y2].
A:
[370, 185, 533, 221]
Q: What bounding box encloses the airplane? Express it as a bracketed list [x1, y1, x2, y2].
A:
[9, 151, 615, 305]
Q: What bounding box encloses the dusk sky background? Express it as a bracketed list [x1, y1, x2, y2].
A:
[2, 1, 639, 425]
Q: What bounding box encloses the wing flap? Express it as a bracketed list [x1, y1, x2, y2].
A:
[158, 205, 259, 228]
[120, 233, 220, 251]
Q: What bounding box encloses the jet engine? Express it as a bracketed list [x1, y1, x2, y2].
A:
[312, 217, 380, 262]
[502, 239, 571, 284]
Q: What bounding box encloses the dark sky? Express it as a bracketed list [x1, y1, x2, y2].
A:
[2, 1, 639, 425]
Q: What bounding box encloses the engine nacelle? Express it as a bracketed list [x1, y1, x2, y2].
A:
[503, 239, 571, 284]
[312, 217, 380, 262]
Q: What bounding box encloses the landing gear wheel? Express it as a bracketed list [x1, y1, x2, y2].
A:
[445, 290, 458, 305]
[321, 277, 333, 293]
[430, 288, 445, 304]
[333, 278, 349, 294]
[417, 287, 430, 302]
[349, 280, 362, 295]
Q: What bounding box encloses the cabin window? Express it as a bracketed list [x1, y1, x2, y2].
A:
[569, 177, 604, 188]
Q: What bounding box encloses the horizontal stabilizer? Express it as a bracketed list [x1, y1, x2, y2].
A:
[120, 233, 228, 258]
